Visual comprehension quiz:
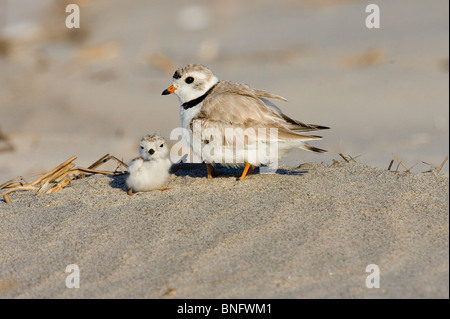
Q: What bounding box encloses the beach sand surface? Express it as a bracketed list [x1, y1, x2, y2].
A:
[1, 163, 448, 298]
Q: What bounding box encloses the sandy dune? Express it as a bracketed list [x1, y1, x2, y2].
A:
[1, 163, 448, 298]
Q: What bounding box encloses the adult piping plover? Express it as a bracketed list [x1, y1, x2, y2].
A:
[162, 64, 329, 180]
[126, 134, 171, 193]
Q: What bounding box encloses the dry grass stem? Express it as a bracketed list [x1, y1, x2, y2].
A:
[0, 176, 23, 189]
[422, 161, 439, 169]
[347, 155, 361, 163]
[84, 154, 127, 177]
[1, 154, 126, 203]
[88, 154, 112, 170]
[437, 157, 448, 175]
[387, 160, 394, 171]
[3, 194, 12, 204]
[422, 156, 448, 176]
[31, 156, 77, 186]
[1, 186, 39, 197]
[36, 181, 52, 196]
[392, 153, 412, 174]
[339, 153, 350, 163]
[70, 167, 119, 176]
[47, 175, 72, 194]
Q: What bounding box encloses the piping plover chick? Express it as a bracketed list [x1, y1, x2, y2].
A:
[162, 64, 329, 180]
[126, 134, 171, 193]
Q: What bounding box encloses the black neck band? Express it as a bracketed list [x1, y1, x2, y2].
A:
[182, 83, 217, 110]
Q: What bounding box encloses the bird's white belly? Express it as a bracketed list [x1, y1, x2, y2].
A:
[126, 159, 171, 191]
[195, 137, 285, 167]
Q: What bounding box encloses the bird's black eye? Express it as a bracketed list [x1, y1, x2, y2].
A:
[140, 146, 144, 149]
[160, 144, 164, 148]
[185, 76, 194, 84]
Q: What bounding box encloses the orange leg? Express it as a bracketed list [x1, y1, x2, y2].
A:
[239, 162, 254, 181]
[206, 163, 217, 179]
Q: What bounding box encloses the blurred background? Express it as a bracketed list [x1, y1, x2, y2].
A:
[0, 0, 448, 182]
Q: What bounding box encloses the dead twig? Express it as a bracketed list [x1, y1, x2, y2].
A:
[88, 153, 111, 170]
[69, 167, 121, 176]
[332, 159, 341, 166]
[51, 163, 76, 183]
[437, 157, 448, 175]
[81, 154, 127, 178]
[36, 181, 52, 196]
[347, 154, 361, 163]
[3, 194, 12, 204]
[387, 160, 394, 171]
[91, 154, 127, 170]
[392, 153, 412, 174]
[0, 176, 24, 189]
[35, 162, 76, 196]
[1, 153, 126, 203]
[337, 153, 360, 163]
[47, 175, 72, 194]
[422, 156, 448, 176]
[339, 153, 350, 163]
[422, 161, 439, 169]
[31, 156, 77, 186]
[408, 163, 419, 172]
[107, 155, 128, 173]
[1, 186, 40, 200]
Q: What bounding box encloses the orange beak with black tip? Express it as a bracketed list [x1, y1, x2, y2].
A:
[162, 85, 176, 95]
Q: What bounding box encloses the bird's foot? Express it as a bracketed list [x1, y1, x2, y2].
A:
[239, 163, 254, 181]
[206, 163, 218, 179]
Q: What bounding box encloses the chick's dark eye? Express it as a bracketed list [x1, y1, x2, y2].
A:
[185, 76, 194, 84]
[160, 144, 164, 148]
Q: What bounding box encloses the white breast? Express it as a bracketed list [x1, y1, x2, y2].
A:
[125, 158, 171, 192]
[180, 103, 203, 130]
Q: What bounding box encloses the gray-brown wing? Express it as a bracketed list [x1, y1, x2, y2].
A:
[196, 90, 323, 143]
[206, 81, 329, 132]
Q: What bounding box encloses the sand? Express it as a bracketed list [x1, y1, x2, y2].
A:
[0, 162, 448, 298]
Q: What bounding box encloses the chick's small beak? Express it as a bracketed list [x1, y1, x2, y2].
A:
[162, 85, 176, 95]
